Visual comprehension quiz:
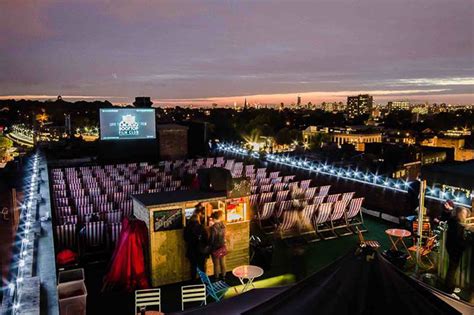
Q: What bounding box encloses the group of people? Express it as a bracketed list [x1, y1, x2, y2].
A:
[183, 204, 228, 281]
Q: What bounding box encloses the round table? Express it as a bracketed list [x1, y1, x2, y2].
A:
[385, 228, 412, 257]
[232, 265, 264, 293]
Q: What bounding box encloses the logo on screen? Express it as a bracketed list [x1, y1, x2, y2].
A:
[118, 114, 139, 136]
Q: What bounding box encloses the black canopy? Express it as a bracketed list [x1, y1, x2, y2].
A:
[244, 247, 460, 315]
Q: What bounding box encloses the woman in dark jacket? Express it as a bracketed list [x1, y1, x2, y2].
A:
[184, 206, 208, 280]
[209, 210, 227, 280]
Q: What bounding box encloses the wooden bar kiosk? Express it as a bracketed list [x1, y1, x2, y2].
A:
[132, 190, 250, 287]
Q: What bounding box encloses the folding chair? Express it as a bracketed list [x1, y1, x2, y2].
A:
[317, 185, 330, 197]
[312, 202, 337, 240]
[258, 202, 277, 233]
[408, 236, 436, 269]
[330, 200, 352, 236]
[135, 288, 161, 313]
[277, 210, 300, 239]
[181, 284, 207, 311]
[326, 193, 341, 203]
[197, 268, 230, 302]
[356, 227, 380, 250]
[345, 197, 366, 232]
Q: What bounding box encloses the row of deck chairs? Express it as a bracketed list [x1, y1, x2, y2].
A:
[272, 197, 365, 241]
[55, 221, 122, 258]
[51, 157, 235, 262]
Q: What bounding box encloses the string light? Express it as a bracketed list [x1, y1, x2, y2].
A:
[217, 143, 471, 206]
[9, 152, 40, 314]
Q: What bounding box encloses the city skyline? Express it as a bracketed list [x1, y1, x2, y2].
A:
[1, 0, 473, 105]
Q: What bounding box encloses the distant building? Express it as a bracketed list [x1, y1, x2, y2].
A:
[297, 95, 301, 107]
[347, 94, 373, 119]
[134, 97, 153, 108]
[302, 125, 381, 152]
[387, 101, 410, 112]
[421, 136, 474, 161]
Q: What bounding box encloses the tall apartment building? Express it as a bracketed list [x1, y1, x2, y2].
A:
[347, 94, 373, 119]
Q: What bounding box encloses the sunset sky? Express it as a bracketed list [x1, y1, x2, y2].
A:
[1, 0, 473, 105]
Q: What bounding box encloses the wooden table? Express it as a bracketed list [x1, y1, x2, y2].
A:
[232, 265, 264, 293]
[385, 228, 412, 257]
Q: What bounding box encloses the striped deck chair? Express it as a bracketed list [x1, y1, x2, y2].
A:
[56, 206, 72, 217]
[250, 186, 258, 194]
[341, 192, 355, 205]
[277, 210, 300, 239]
[275, 190, 289, 203]
[259, 184, 272, 193]
[326, 193, 341, 203]
[291, 188, 305, 199]
[104, 211, 122, 223]
[78, 205, 94, 222]
[259, 192, 274, 205]
[288, 182, 299, 191]
[58, 215, 78, 225]
[271, 176, 282, 184]
[258, 202, 277, 233]
[312, 196, 325, 209]
[273, 183, 286, 191]
[56, 224, 78, 251]
[54, 190, 67, 198]
[345, 197, 366, 232]
[312, 202, 337, 240]
[81, 221, 107, 257]
[304, 187, 317, 200]
[269, 171, 280, 178]
[249, 194, 259, 210]
[330, 200, 352, 236]
[301, 204, 318, 230]
[317, 185, 330, 197]
[299, 179, 312, 190]
[108, 222, 123, 250]
[275, 200, 292, 218]
[259, 178, 271, 185]
[283, 175, 295, 183]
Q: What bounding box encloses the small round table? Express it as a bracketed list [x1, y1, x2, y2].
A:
[385, 228, 412, 257]
[232, 265, 264, 293]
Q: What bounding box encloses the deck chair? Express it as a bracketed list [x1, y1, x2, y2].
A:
[356, 227, 380, 250]
[345, 197, 366, 232]
[135, 288, 161, 313]
[317, 185, 330, 197]
[275, 200, 292, 218]
[330, 200, 352, 236]
[181, 284, 207, 310]
[258, 202, 277, 233]
[197, 268, 230, 302]
[326, 193, 341, 203]
[311, 202, 337, 240]
[277, 210, 300, 239]
[408, 236, 436, 269]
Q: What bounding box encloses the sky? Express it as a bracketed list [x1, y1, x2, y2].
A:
[0, 0, 473, 106]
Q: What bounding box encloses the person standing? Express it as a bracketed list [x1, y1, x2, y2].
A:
[445, 207, 471, 295]
[437, 199, 455, 223]
[209, 210, 227, 281]
[184, 206, 208, 280]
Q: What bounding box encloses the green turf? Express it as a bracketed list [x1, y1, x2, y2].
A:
[253, 215, 397, 281]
